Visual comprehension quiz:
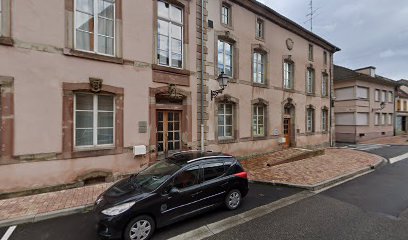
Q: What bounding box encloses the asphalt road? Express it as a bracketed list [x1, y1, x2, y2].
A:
[0, 183, 300, 240]
[207, 145, 408, 240]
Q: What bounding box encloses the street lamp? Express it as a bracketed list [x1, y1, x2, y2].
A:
[211, 72, 230, 100]
[372, 101, 386, 112]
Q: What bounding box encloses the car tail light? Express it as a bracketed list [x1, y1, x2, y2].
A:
[234, 172, 248, 179]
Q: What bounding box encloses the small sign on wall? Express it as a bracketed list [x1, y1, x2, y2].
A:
[138, 121, 147, 133]
[273, 129, 279, 136]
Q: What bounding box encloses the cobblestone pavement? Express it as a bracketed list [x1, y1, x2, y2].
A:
[246, 149, 383, 187]
[359, 135, 408, 145]
[0, 183, 112, 222]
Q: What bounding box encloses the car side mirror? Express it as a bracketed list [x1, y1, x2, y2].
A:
[169, 187, 180, 196]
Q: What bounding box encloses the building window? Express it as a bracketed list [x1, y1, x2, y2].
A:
[0, 0, 2, 34]
[381, 113, 386, 125]
[74, 93, 115, 147]
[322, 109, 328, 132]
[75, 0, 116, 56]
[306, 107, 315, 133]
[404, 101, 408, 111]
[283, 61, 294, 89]
[388, 114, 393, 125]
[308, 44, 313, 61]
[388, 91, 393, 103]
[397, 99, 401, 111]
[322, 74, 328, 97]
[356, 86, 369, 99]
[157, 1, 183, 68]
[323, 51, 327, 65]
[253, 52, 265, 84]
[252, 105, 265, 137]
[218, 103, 233, 138]
[255, 18, 264, 39]
[381, 90, 386, 102]
[356, 113, 369, 126]
[221, 4, 231, 26]
[374, 89, 380, 101]
[218, 40, 233, 77]
[306, 68, 315, 94]
[375, 113, 380, 125]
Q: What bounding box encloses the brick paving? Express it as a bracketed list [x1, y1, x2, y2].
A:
[360, 135, 408, 145]
[0, 183, 112, 222]
[246, 148, 383, 187]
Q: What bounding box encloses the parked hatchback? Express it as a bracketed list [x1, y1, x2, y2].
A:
[93, 151, 249, 240]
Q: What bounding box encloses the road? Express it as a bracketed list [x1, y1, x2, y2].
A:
[1, 144, 408, 240]
[207, 144, 408, 240]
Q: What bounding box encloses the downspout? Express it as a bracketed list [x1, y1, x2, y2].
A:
[200, 0, 205, 152]
[329, 53, 334, 147]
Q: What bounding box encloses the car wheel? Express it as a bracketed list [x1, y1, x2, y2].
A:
[124, 215, 155, 240]
[225, 189, 242, 210]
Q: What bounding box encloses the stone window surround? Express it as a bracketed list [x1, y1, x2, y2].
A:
[214, 31, 239, 82]
[321, 71, 329, 98]
[62, 82, 124, 159]
[64, 0, 123, 63]
[308, 43, 314, 61]
[148, 86, 192, 163]
[255, 17, 265, 41]
[305, 104, 315, 135]
[251, 43, 269, 88]
[321, 106, 329, 133]
[0, 75, 14, 164]
[282, 55, 295, 91]
[214, 94, 239, 144]
[152, 0, 191, 86]
[251, 98, 268, 140]
[220, 1, 233, 30]
[0, 0, 13, 46]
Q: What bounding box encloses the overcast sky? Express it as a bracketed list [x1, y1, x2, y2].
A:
[257, 0, 408, 80]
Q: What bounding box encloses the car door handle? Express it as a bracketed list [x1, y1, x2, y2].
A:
[191, 191, 202, 197]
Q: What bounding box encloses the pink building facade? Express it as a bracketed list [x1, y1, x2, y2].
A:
[0, 0, 338, 195]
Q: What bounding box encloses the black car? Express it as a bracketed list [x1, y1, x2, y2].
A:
[94, 151, 249, 240]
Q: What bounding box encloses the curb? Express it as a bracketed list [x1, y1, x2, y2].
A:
[0, 204, 93, 228]
[250, 157, 387, 191]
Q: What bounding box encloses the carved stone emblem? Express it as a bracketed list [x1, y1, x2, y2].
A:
[89, 78, 103, 93]
[167, 84, 184, 100]
[286, 38, 294, 50]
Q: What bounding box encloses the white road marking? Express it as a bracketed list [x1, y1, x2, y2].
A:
[389, 153, 408, 164]
[1, 226, 17, 240]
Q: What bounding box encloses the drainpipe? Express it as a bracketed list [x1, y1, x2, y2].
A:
[200, 0, 205, 152]
[329, 53, 334, 147]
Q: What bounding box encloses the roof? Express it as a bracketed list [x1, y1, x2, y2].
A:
[397, 88, 408, 99]
[166, 151, 229, 166]
[231, 0, 340, 53]
[334, 65, 398, 87]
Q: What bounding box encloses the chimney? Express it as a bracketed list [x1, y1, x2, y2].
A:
[355, 66, 376, 77]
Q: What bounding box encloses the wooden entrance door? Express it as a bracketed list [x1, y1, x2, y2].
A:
[157, 111, 182, 157]
[283, 118, 291, 148]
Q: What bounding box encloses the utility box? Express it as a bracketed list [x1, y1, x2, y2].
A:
[133, 145, 146, 156]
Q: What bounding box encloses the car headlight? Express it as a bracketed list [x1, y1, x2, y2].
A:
[101, 202, 136, 216]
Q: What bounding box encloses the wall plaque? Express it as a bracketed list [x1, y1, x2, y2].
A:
[138, 121, 147, 133]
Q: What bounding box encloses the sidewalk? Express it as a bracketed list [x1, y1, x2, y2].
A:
[360, 135, 408, 145]
[0, 183, 112, 227]
[245, 148, 384, 190]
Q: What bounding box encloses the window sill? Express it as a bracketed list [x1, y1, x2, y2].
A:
[306, 93, 316, 97]
[252, 136, 267, 140]
[71, 146, 121, 159]
[255, 36, 265, 42]
[305, 132, 315, 136]
[63, 48, 124, 64]
[252, 82, 268, 88]
[0, 36, 13, 46]
[221, 23, 234, 31]
[283, 88, 295, 93]
[217, 138, 237, 144]
[152, 64, 191, 76]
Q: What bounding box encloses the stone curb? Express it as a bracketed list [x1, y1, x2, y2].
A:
[250, 157, 387, 191]
[0, 204, 94, 228]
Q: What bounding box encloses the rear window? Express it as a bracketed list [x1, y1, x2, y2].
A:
[203, 161, 225, 181]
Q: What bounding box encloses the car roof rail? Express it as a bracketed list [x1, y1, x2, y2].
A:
[186, 155, 233, 163]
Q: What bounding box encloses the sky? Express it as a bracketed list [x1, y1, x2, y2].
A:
[257, 0, 408, 80]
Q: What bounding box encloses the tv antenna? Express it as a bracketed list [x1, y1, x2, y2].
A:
[304, 0, 320, 32]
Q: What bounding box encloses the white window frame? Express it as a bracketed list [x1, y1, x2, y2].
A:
[157, 1, 184, 69]
[375, 113, 380, 125]
[308, 44, 313, 61]
[253, 105, 265, 137]
[388, 91, 394, 103]
[356, 86, 369, 99]
[388, 114, 393, 125]
[0, 0, 2, 35]
[218, 103, 234, 139]
[381, 90, 386, 102]
[253, 52, 265, 84]
[221, 4, 230, 25]
[74, 0, 116, 56]
[375, 89, 380, 101]
[255, 18, 264, 39]
[356, 113, 369, 126]
[322, 109, 328, 132]
[306, 108, 314, 133]
[322, 74, 328, 97]
[74, 93, 116, 149]
[381, 113, 386, 125]
[284, 61, 294, 89]
[306, 68, 314, 94]
[218, 40, 233, 77]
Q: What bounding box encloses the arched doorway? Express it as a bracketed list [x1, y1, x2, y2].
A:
[283, 99, 296, 148]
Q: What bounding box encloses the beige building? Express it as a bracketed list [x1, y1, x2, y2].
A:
[395, 80, 408, 135]
[334, 65, 398, 143]
[0, 0, 339, 195]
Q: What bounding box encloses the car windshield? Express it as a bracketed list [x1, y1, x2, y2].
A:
[133, 160, 181, 191]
